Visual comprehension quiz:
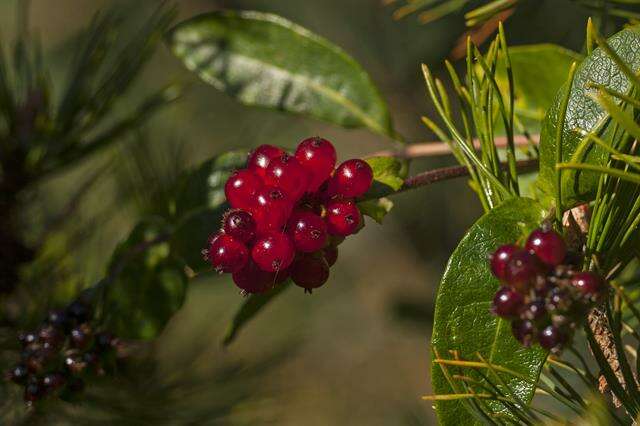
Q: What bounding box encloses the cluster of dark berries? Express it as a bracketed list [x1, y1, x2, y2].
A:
[203, 137, 373, 294]
[5, 301, 120, 404]
[489, 225, 606, 353]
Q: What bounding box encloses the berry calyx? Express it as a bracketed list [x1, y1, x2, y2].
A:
[250, 186, 292, 234]
[223, 209, 256, 243]
[490, 244, 519, 281]
[294, 137, 337, 191]
[505, 250, 541, 292]
[325, 200, 361, 236]
[328, 159, 373, 198]
[225, 169, 263, 211]
[208, 234, 249, 273]
[492, 286, 524, 318]
[252, 232, 295, 272]
[525, 228, 566, 266]
[538, 325, 566, 351]
[264, 154, 310, 200]
[291, 254, 330, 292]
[247, 145, 285, 178]
[571, 272, 605, 298]
[287, 210, 328, 253]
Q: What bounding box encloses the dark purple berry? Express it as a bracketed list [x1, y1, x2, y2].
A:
[571, 272, 605, 299]
[538, 325, 566, 351]
[512, 320, 535, 347]
[7, 364, 28, 384]
[287, 210, 328, 253]
[505, 250, 542, 292]
[223, 209, 256, 243]
[70, 324, 92, 349]
[490, 244, 518, 281]
[18, 331, 37, 347]
[42, 372, 66, 391]
[492, 286, 524, 318]
[251, 232, 295, 273]
[525, 228, 566, 266]
[208, 234, 249, 273]
[291, 255, 330, 292]
[295, 137, 337, 192]
[522, 300, 546, 321]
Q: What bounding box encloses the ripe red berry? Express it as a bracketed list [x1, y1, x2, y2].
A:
[295, 137, 337, 192]
[490, 244, 519, 281]
[570, 272, 605, 298]
[505, 250, 542, 292]
[264, 154, 310, 201]
[538, 325, 566, 351]
[525, 228, 566, 266]
[247, 144, 285, 178]
[291, 255, 330, 292]
[252, 232, 295, 272]
[325, 200, 361, 236]
[223, 209, 256, 243]
[323, 246, 338, 267]
[208, 234, 249, 273]
[287, 210, 328, 253]
[225, 169, 263, 210]
[232, 260, 285, 294]
[328, 159, 373, 198]
[250, 186, 292, 234]
[511, 320, 535, 347]
[492, 286, 524, 318]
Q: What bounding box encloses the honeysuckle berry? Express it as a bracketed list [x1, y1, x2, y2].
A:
[504, 250, 541, 292]
[295, 137, 337, 191]
[223, 209, 257, 243]
[247, 144, 285, 178]
[538, 325, 566, 351]
[18, 331, 37, 347]
[511, 320, 535, 347]
[525, 228, 566, 266]
[522, 300, 546, 321]
[291, 254, 330, 292]
[328, 159, 373, 198]
[208, 234, 249, 273]
[42, 372, 66, 391]
[287, 210, 328, 253]
[264, 153, 310, 201]
[492, 286, 524, 318]
[252, 232, 295, 273]
[490, 244, 519, 281]
[225, 169, 263, 211]
[323, 246, 338, 267]
[325, 199, 361, 236]
[232, 260, 277, 294]
[570, 271, 604, 299]
[250, 186, 292, 234]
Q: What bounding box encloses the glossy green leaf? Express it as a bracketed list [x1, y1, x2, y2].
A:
[358, 197, 394, 224]
[167, 11, 394, 137]
[222, 281, 292, 346]
[103, 218, 188, 340]
[363, 156, 408, 200]
[170, 150, 247, 272]
[431, 197, 547, 425]
[538, 26, 640, 206]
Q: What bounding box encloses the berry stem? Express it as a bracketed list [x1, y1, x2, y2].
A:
[365, 134, 538, 159]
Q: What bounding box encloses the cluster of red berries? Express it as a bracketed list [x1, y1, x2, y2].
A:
[203, 137, 373, 293]
[489, 225, 606, 353]
[5, 301, 120, 404]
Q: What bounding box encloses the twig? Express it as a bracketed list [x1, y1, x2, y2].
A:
[366, 134, 538, 159]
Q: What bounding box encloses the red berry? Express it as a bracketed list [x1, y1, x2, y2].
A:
[225, 169, 263, 210]
[247, 144, 285, 178]
[291, 254, 330, 292]
[490, 244, 519, 281]
[522, 300, 546, 321]
[328, 159, 373, 198]
[287, 210, 328, 253]
[492, 286, 524, 318]
[250, 186, 292, 234]
[208, 234, 249, 273]
[571, 272, 605, 298]
[295, 137, 337, 191]
[232, 260, 286, 294]
[323, 246, 338, 267]
[525, 228, 566, 266]
[252, 232, 295, 272]
[325, 200, 361, 236]
[505, 250, 541, 292]
[264, 154, 310, 201]
[223, 209, 256, 243]
[511, 320, 535, 347]
[538, 325, 566, 351]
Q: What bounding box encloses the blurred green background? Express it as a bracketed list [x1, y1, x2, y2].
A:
[0, 0, 594, 424]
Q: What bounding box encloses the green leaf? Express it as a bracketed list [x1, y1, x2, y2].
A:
[431, 197, 547, 425]
[170, 150, 247, 272]
[166, 11, 394, 138]
[363, 156, 408, 199]
[103, 218, 188, 340]
[222, 281, 292, 346]
[358, 197, 394, 224]
[538, 26, 640, 206]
